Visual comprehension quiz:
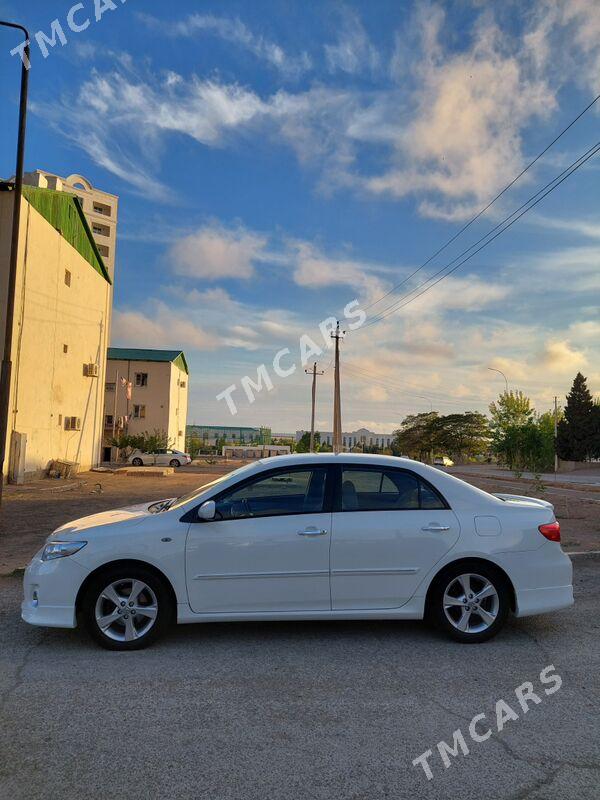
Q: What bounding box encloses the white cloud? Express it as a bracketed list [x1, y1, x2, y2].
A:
[291, 241, 391, 305]
[324, 9, 379, 75]
[360, 385, 390, 403]
[112, 305, 218, 351]
[170, 224, 268, 280]
[539, 339, 588, 372]
[139, 12, 311, 77]
[365, 9, 556, 219]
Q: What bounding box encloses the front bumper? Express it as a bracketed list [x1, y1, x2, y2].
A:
[21, 551, 88, 629]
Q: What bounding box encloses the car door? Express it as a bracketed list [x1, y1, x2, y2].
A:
[154, 449, 168, 466]
[330, 465, 460, 610]
[185, 465, 332, 614]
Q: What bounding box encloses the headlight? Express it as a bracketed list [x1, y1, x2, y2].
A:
[42, 541, 87, 561]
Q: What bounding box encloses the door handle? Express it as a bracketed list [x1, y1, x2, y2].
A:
[298, 527, 328, 536]
[421, 524, 450, 532]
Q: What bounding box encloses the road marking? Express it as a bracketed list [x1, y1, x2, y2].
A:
[565, 550, 600, 556]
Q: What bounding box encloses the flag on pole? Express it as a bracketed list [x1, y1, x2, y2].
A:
[120, 377, 132, 400]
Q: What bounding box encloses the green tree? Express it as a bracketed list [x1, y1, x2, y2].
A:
[429, 412, 490, 460]
[391, 412, 438, 460]
[557, 373, 595, 462]
[296, 431, 320, 453]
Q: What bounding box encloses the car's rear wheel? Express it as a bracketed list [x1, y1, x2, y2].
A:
[169, 459, 180, 468]
[429, 564, 509, 643]
[131, 457, 143, 466]
[82, 566, 172, 650]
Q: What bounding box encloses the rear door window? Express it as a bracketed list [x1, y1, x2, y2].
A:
[340, 468, 446, 511]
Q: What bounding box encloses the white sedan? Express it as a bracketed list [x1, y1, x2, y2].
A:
[22, 454, 573, 650]
[128, 449, 191, 468]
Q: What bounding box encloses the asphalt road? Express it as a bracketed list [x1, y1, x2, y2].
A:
[1, 556, 598, 800]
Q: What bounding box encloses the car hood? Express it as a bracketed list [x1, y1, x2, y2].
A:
[50, 499, 173, 538]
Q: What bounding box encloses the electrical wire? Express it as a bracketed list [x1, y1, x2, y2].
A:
[357, 91, 600, 318]
[357, 139, 600, 330]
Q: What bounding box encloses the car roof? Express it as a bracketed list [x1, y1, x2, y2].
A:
[257, 452, 420, 468]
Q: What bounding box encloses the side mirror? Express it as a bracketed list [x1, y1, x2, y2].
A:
[198, 500, 216, 521]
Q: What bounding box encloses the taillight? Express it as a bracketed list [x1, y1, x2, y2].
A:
[538, 521, 560, 542]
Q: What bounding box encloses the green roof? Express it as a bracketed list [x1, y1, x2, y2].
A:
[22, 185, 111, 283]
[108, 348, 188, 374]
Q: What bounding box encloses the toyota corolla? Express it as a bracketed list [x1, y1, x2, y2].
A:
[22, 454, 573, 650]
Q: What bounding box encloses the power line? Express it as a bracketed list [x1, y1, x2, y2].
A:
[359, 91, 600, 318]
[358, 139, 600, 329]
[343, 364, 483, 408]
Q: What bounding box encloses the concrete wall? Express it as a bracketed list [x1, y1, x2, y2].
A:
[104, 359, 188, 452]
[0, 193, 111, 477]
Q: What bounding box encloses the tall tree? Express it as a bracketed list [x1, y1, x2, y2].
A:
[391, 412, 438, 460]
[489, 390, 533, 454]
[557, 373, 595, 461]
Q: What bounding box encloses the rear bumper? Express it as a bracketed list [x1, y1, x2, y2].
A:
[495, 542, 573, 618]
[514, 584, 574, 618]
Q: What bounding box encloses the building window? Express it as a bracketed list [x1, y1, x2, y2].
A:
[105, 414, 114, 427]
[135, 372, 148, 387]
[97, 244, 109, 257]
[133, 404, 146, 419]
[93, 201, 112, 216]
[105, 382, 115, 392]
[58, 414, 62, 426]
[179, 380, 187, 388]
[63, 344, 68, 354]
[64, 416, 81, 431]
[64, 269, 71, 287]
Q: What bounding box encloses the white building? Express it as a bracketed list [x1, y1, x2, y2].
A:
[296, 427, 395, 450]
[0, 183, 112, 480]
[22, 170, 119, 282]
[104, 348, 189, 460]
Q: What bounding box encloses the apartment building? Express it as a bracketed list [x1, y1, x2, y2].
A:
[104, 348, 189, 460]
[22, 170, 119, 283]
[0, 183, 112, 480]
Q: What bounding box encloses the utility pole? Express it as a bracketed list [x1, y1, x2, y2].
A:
[304, 362, 324, 452]
[554, 396, 559, 477]
[331, 321, 345, 454]
[0, 21, 30, 506]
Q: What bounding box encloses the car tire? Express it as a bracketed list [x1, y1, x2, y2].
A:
[429, 562, 510, 643]
[81, 566, 173, 651]
[169, 459, 180, 468]
[131, 457, 143, 466]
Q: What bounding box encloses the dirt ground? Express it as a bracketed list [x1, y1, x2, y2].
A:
[0, 460, 598, 575]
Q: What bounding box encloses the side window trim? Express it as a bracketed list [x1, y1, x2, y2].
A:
[187, 464, 335, 522]
[334, 464, 450, 512]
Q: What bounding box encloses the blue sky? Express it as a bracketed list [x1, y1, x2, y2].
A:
[1, 0, 599, 433]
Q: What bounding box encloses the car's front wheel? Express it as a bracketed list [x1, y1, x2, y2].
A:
[429, 564, 510, 643]
[81, 566, 173, 650]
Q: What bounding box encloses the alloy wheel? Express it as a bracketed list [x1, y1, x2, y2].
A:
[442, 573, 500, 634]
[94, 579, 158, 642]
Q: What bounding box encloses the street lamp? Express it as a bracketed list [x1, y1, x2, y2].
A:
[487, 367, 509, 394]
[0, 20, 30, 506]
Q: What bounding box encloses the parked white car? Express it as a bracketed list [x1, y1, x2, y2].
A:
[22, 454, 573, 650]
[128, 449, 191, 468]
[434, 456, 454, 467]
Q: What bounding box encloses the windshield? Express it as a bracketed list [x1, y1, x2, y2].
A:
[162, 461, 259, 511]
